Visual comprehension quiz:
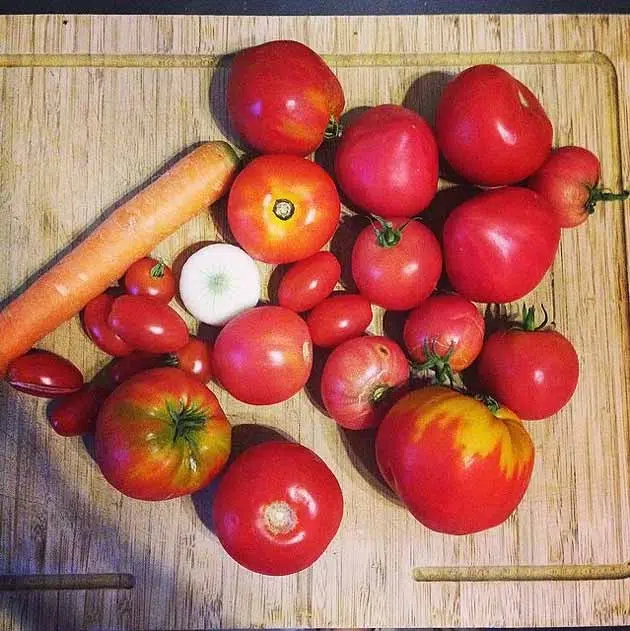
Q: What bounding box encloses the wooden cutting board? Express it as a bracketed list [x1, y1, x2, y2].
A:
[1, 14, 629, 631]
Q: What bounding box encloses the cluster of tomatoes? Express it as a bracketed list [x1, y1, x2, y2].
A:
[6, 39, 628, 577]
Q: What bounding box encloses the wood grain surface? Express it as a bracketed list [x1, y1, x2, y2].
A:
[1, 14, 629, 631]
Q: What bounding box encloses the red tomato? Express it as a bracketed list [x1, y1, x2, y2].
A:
[435, 64, 553, 186]
[169, 335, 213, 384]
[228, 155, 340, 264]
[82, 293, 134, 357]
[95, 367, 231, 501]
[212, 441, 343, 576]
[443, 187, 560, 303]
[476, 306, 579, 420]
[123, 257, 176, 303]
[277, 251, 341, 312]
[335, 104, 439, 218]
[7, 350, 84, 398]
[320, 336, 410, 430]
[376, 386, 535, 534]
[351, 218, 442, 311]
[108, 350, 163, 386]
[108, 295, 189, 353]
[213, 306, 313, 405]
[527, 145, 630, 228]
[403, 294, 485, 372]
[48, 385, 110, 436]
[227, 40, 344, 156]
[306, 294, 372, 348]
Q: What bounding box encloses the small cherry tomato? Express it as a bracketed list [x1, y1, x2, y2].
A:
[227, 155, 341, 264]
[82, 293, 134, 357]
[277, 251, 341, 313]
[123, 257, 176, 303]
[7, 350, 84, 398]
[108, 351, 164, 386]
[168, 335, 213, 383]
[403, 294, 485, 372]
[212, 441, 344, 576]
[108, 295, 189, 353]
[48, 385, 110, 436]
[306, 294, 372, 348]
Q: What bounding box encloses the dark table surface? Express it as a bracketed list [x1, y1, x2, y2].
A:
[4, 0, 630, 14]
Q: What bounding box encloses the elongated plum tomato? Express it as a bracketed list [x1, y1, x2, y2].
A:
[277, 251, 341, 313]
[320, 336, 410, 430]
[227, 40, 344, 156]
[82, 293, 134, 357]
[212, 441, 343, 576]
[527, 145, 630, 228]
[95, 367, 231, 501]
[476, 306, 579, 420]
[351, 217, 442, 311]
[403, 294, 485, 371]
[228, 155, 340, 264]
[335, 104, 439, 218]
[443, 187, 560, 303]
[7, 350, 84, 397]
[212, 306, 313, 405]
[375, 386, 535, 534]
[306, 294, 372, 348]
[435, 64, 553, 186]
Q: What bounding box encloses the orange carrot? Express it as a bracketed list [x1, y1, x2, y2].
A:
[0, 141, 239, 377]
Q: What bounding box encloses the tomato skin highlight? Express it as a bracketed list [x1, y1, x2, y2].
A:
[108, 295, 189, 353]
[442, 187, 560, 303]
[435, 64, 553, 186]
[95, 367, 231, 501]
[277, 251, 341, 313]
[351, 218, 442, 311]
[403, 294, 485, 371]
[376, 386, 535, 534]
[212, 441, 343, 576]
[228, 155, 341, 264]
[334, 104, 439, 218]
[227, 40, 345, 156]
[7, 350, 84, 398]
[321, 336, 410, 430]
[476, 328, 579, 420]
[82, 293, 134, 357]
[213, 306, 313, 405]
[123, 257, 176, 303]
[306, 294, 373, 348]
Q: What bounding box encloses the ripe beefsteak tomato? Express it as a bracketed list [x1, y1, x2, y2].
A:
[335, 104, 439, 218]
[435, 64, 553, 186]
[227, 40, 344, 156]
[442, 187, 560, 303]
[212, 441, 343, 576]
[375, 386, 534, 535]
[95, 367, 231, 501]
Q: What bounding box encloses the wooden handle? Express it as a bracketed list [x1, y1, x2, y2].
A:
[412, 563, 630, 582]
[0, 573, 135, 591]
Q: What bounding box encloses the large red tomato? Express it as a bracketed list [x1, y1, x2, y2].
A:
[527, 145, 629, 228]
[212, 441, 343, 576]
[95, 367, 231, 501]
[475, 306, 579, 420]
[227, 40, 345, 156]
[352, 217, 442, 311]
[375, 386, 534, 534]
[435, 64, 553, 186]
[212, 306, 313, 405]
[335, 104, 439, 217]
[443, 187, 560, 303]
[228, 155, 340, 264]
[403, 294, 485, 373]
[321, 336, 410, 430]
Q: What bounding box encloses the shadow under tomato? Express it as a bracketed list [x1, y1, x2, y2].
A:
[402, 70, 454, 129]
[192, 423, 293, 534]
[267, 263, 288, 305]
[329, 213, 370, 293]
[304, 345, 332, 416]
[207, 54, 243, 150]
[382, 309, 409, 350]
